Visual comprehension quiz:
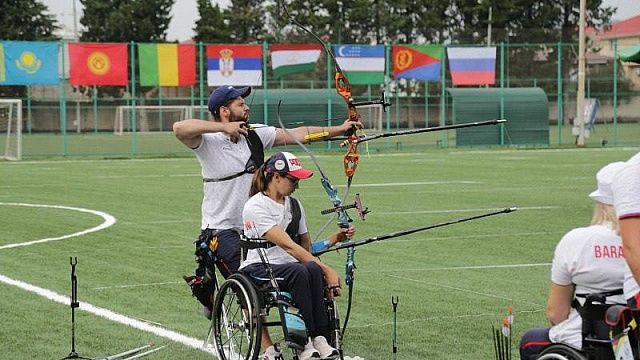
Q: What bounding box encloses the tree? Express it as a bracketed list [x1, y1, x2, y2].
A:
[0, 0, 58, 40]
[223, 0, 269, 43]
[79, 0, 174, 42]
[194, 0, 231, 43]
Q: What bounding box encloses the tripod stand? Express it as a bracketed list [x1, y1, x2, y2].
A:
[62, 257, 91, 360]
[60, 257, 168, 360]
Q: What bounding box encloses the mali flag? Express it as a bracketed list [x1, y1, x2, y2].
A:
[0, 41, 59, 85]
[392, 44, 443, 81]
[69, 43, 128, 86]
[138, 43, 195, 86]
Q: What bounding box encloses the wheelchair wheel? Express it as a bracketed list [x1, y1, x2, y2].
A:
[213, 273, 262, 360]
[537, 344, 588, 360]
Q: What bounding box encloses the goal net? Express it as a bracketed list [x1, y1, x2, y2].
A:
[114, 105, 192, 135]
[0, 99, 22, 161]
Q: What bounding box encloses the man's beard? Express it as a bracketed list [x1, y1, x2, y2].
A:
[229, 111, 248, 123]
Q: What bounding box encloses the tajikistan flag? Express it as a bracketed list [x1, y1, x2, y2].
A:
[270, 44, 322, 79]
[333, 45, 385, 85]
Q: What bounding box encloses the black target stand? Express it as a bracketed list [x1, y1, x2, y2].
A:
[61, 257, 91, 360]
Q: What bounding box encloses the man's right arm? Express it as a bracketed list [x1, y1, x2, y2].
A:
[173, 119, 247, 148]
[622, 217, 640, 283]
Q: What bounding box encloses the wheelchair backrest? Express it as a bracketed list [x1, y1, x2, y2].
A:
[573, 290, 625, 359]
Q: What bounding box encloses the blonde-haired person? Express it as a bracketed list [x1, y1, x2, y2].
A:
[240, 151, 355, 360]
[519, 161, 627, 359]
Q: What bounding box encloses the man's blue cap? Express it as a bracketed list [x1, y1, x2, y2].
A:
[207, 86, 251, 117]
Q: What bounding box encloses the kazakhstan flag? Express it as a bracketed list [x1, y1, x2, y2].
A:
[0, 41, 59, 85]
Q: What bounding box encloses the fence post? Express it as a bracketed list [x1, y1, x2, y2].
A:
[613, 38, 619, 145]
[59, 40, 68, 157]
[326, 42, 333, 150]
[557, 42, 563, 145]
[198, 41, 205, 120]
[263, 41, 269, 125]
[499, 42, 505, 145]
[130, 41, 137, 156]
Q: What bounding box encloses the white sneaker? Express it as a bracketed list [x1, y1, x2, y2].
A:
[263, 345, 281, 360]
[312, 336, 339, 359]
[297, 340, 320, 360]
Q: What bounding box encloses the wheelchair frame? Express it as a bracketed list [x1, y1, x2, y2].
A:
[208, 238, 344, 360]
[535, 291, 633, 360]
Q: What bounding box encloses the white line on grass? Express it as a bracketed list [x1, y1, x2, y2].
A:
[348, 308, 545, 329]
[0, 203, 117, 250]
[0, 274, 211, 353]
[386, 274, 543, 307]
[339, 180, 480, 188]
[92, 281, 183, 291]
[370, 231, 554, 243]
[363, 263, 551, 273]
[376, 205, 557, 215]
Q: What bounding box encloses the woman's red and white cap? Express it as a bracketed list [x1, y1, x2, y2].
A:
[265, 152, 314, 180]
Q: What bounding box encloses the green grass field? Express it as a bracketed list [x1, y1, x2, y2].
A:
[1, 146, 639, 359]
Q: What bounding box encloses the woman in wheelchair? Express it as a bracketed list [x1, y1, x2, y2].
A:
[239, 152, 355, 360]
[519, 162, 628, 360]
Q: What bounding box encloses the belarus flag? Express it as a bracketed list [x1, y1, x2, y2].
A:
[270, 44, 322, 79]
[207, 45, 262, 86]
[332, 45, 385, 85]
[69, 43, 128, 86]
[447, 47, 496, 86]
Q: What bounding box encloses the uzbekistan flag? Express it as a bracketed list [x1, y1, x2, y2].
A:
[447, 47, 496, 86]
[207, 44, 262, 86]
[270, 44, 322, 79]
[392, 44, 442, 81]
[69, 43, 128, 86]
[0, 41, 59, 85]
[332, 45, 385, 85]
[138, 43, 195, 86]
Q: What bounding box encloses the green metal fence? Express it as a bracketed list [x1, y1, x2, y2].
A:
[1, 40, 639, 159]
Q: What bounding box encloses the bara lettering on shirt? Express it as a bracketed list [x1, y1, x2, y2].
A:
[594, 245, 624, 258]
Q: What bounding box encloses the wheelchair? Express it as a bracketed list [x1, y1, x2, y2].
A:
[536, 290, 638, 360]
[207, 237, 344, 360]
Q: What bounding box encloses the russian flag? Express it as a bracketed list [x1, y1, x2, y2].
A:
[447, 47, 496, 86]
[207, 45, 262, 86]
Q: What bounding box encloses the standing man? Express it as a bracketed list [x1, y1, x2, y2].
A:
[173, 85, 361, 309]
[613, 153, 640, 307]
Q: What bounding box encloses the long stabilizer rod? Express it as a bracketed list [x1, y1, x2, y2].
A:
[328, 119, 507, 143]
[313, 207, 517, 256]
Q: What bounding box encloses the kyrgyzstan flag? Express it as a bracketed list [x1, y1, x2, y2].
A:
[69, 43, 128, 86]
[138, 43, 195, 86]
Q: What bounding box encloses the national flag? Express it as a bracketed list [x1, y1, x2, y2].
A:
[207, 45, 262, 86]
[69, 43, 128, 86]
[270, 44, 322, 79]
[332, 45, 385, 85]
[392, 44, 443, 81]
[0, 41, 59, 85]
[447, 47, 496, 86]
[138, 43, 195, 86]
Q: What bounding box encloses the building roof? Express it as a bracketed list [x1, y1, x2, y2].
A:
[587, 15, 640, 40]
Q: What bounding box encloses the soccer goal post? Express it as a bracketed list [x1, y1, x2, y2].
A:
[113, 105, 191, 135]
[0, 99, 22, 161]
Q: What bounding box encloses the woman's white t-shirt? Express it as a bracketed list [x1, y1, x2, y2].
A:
[239, 192, 308, 268]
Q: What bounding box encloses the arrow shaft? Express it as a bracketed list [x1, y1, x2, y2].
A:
[313, 207, 516, 256]
[327, 119, 506, 143]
